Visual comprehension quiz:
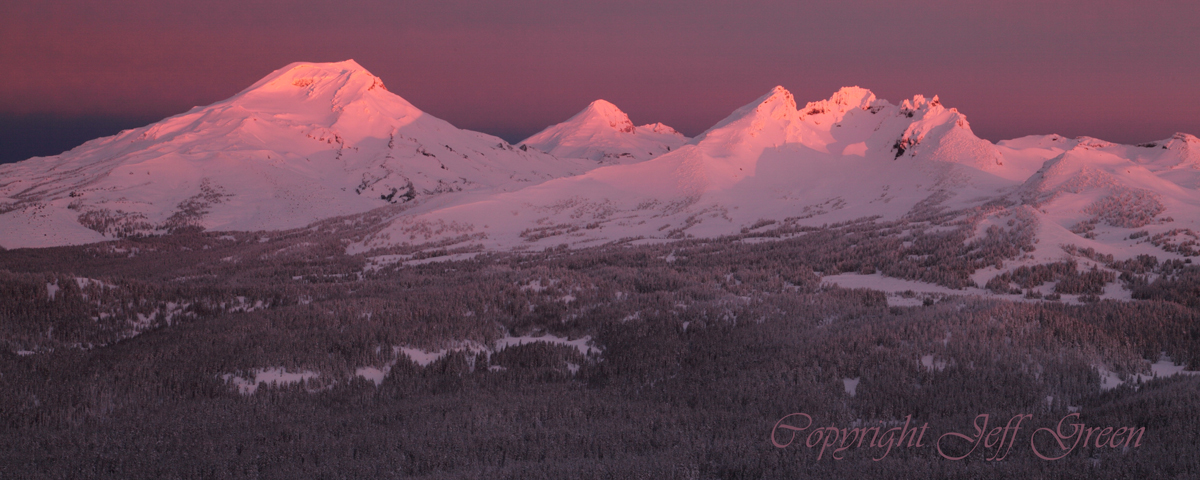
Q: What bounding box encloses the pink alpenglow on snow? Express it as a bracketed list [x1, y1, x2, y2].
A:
[521, 99, 688, 164]
[3, 67, 1200, 271]
[355, 84, 1200, 265]
[0, 60, 596, 249]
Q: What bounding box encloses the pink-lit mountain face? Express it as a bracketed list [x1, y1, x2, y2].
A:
[0, 61, 596, 248]
[3, 60, 1200, 271]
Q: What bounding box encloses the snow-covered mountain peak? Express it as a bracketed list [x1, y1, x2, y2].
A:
[520, 100, 687, 163]
[691, 86, 798, 146]
[572, 99, 636, 133]
[749, 86, 799, 120]
[0, 60, 600, 248]
[247, 60, 376, 89]
[688, 86, 1001, 173]
[105, 59, 426, 151]
[899, 94, 944, 112]
[873, 93, 1008, 173]
[798, 86, 878, 122]
[830, 86, 876, 108]
[230, 60, 396, 110]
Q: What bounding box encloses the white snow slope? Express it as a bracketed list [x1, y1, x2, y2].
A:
[0, 60, 594, 249]
[521, 100, 688, 164]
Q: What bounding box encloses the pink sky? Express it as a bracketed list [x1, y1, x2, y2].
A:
[2, 0, 1198, 159]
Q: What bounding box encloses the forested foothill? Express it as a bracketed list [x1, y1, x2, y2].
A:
[2, 204, 1199, 479]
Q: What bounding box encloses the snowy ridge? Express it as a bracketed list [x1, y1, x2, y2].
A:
[356, 85, 1200, 270]
[358, 85, 1018, 252]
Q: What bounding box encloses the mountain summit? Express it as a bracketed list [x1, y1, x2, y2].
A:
[576, 100, 636, 133]
[521, 100, 687, 164]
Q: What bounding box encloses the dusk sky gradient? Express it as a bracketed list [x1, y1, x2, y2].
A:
[3, 0, 1198, 163]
